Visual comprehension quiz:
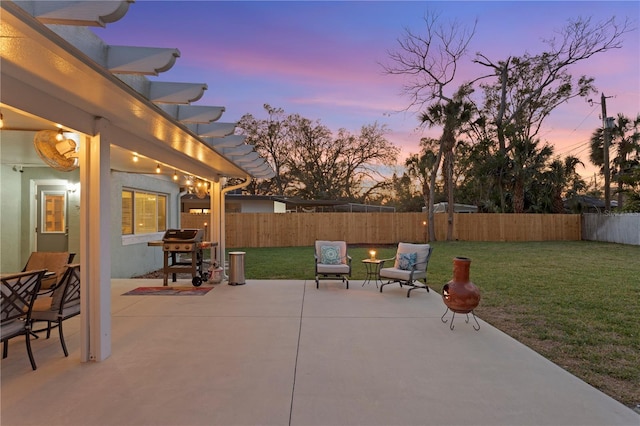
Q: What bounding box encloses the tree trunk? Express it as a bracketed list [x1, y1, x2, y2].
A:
[513, 179, 525, 213]
[422, 181, 431, 242]
[445, 150, 454, 240]
[428, 149, 444, 242]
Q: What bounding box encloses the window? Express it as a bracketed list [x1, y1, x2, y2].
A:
[42, 191, 66, 233]
[122, 189, 167, 235]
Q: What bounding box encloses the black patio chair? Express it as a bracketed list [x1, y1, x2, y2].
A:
[1, 269, 46, 370]
[31, 264, 81, 357]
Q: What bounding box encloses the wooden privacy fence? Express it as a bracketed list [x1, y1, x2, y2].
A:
[182, 212, 581, 247]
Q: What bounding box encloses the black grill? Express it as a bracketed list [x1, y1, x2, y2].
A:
[161, 228, 208, 286]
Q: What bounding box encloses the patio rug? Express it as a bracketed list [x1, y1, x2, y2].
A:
[123, 286, 214, 296]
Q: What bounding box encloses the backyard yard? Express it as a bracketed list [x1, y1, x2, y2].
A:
[228, 240, 640, 410]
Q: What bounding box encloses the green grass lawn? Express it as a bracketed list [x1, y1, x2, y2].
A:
[228, 241, 640, 409]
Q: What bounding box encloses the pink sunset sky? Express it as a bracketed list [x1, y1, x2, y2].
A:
[93, 1, 640, 180]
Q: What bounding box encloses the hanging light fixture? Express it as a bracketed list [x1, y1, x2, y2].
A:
[156, 163, 161, 173]
[56, 128, 64, 141]
[173, 170, 179, 181]
[0, 112, 4, 129]
[132, 153, 139, 163]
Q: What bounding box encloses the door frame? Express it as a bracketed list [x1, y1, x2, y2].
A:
[29, 179, 69, 253]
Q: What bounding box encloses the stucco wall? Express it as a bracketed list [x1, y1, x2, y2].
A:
[0, 164, 23, 272]
[0, 165, 80, 273]
[110, 171, 181, 278]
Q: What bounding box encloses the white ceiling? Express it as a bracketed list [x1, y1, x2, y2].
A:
[1, 104, 183, 176]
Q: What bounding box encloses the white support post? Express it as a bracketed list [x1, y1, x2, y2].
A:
[210, 178, 221, 265]
[79, 117, 112, 362]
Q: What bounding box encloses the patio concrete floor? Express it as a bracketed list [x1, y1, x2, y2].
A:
[1, 278, 638, 426]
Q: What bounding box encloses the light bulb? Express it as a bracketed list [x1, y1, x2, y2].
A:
[173, 170, 178, 181]
[156, 163, 161, 173]
[133, 153, 139, 163]
[0, 112, 4, 129]
[56, 129, 64, 141]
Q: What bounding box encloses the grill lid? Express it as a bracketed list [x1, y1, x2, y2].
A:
[162, 228, 204, 242]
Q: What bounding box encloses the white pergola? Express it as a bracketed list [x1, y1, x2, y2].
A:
[0, 0, 274, 362]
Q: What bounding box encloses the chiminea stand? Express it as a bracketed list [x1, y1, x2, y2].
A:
[441, 308, 480, 331]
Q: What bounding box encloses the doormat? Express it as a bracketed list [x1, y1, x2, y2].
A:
[123, 286, 214, 296]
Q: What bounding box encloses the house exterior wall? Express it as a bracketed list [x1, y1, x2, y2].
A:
[236, 199, 285, 213]
[0, 163, 80, 273]
[109, 171, 181, 278]
[0, 164, 24, 272]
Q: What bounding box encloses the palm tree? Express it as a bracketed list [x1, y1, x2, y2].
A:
[420, 85, 475, 240]
[544, 156, 586, 213]
[590, 113, 640, 209]
[507, 137, 553, 213]
[405, 138, 439, 240]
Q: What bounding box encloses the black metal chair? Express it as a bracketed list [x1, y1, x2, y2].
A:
[31, 264, 81, 357]
[1, 269, 46, 370]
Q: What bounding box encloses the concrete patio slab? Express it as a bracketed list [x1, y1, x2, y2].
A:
[1, 279, 637, 426]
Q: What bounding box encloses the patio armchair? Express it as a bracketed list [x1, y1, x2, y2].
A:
[314, 240, 352, 289]
[23, 251, 75, 290]
[1, 269, 46, 370]
[379, 243, 433, 297]
[31, 264, 81, 357]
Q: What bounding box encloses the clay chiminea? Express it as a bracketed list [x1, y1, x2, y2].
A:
[441, 257, 481, 330]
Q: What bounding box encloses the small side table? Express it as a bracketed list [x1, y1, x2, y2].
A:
[362, 259, 383, 287]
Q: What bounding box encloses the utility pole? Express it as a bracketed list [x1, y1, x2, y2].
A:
[600, 93, 614, 211]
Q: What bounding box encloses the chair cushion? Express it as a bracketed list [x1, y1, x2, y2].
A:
[24, 252, 70, 290]
[315, 241, 347, 265]
[396, 252, 417, 270]
[317, 263, 350, 274]
[0, 319, 26, 339]
[396, 243, 430, 272]
[320, 245, 341, 264]
[379, 267, 426, 282]
[32, 296, 54, 312]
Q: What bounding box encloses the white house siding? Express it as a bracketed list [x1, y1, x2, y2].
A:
[232, 199, 286, 213]
[110, 171, 181, 278]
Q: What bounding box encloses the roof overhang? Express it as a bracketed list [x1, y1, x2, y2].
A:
[0, 1, 254, 181]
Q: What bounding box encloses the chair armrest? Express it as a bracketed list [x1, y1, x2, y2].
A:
[379, 256, 395, 268]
